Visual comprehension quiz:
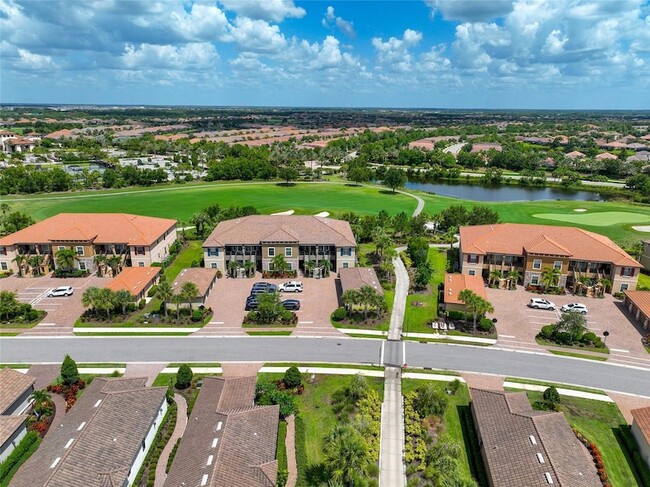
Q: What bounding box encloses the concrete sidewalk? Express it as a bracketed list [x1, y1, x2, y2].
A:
[379, 367, 406, 487]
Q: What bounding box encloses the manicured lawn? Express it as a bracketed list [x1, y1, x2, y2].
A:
[401, 379, 478, 483]
[549, 350, 608, 361]
[418, 191, 650, 244]
[7, 182, 417, 222]
[638, 271, 650, 290]
[404, 248, 447, 334]
[163, 240, 204, 281]
[523, 392, 641, 487]
[290, 374, 384, 470]
[532, 211, 650, 227]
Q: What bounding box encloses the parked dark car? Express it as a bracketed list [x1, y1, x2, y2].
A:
[282, 299, 301, 311]
[250, 283, 278, 296]
[245, 296, 259, 311]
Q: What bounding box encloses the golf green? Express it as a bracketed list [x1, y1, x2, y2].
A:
[531, 211, 650, 227]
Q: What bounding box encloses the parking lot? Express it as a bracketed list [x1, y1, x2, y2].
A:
[204, 274, 341, 335]
[488, 286, 650, 366]
[4, 275, 107, 328]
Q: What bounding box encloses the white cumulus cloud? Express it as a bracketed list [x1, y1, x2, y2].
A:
[322, 6, 356, 38]
[218, 0, 305, 22]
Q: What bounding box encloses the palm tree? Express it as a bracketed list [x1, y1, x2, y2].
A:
[320, 259, 332, 277]
[598, 278, 612, 296]
[304, 260, 315, 278]
[575, 275, 591, 295]
[380, 259, 394, 284]
[55, 248, 77, 271]
[82, 286, 101, 315]
[95, 288, 117, 318]
[243, 259, 256, 278]
[93, 254, 107, 277]
[13, 254, 26, 277]
[227, 260, 240, 278]
[507, 270, 521, 290]
[171, 293, 184, 319]
[30, 390, 52, 418]
[28, 254, 44, 276]
[341, 289, 360, 314]
[358, 285, 380, 321]
[106, 255, 122, 277]
[541, 266, 561, 290]
[157, 280, 173, 317]
[324, 425, 371, 486]
[114, 290, 134, 315]
[190, 211, 211, 237]
[489, 269, 502, 287]
[457, 289, 494, 335]
[180, 281, 199, 311]
[271, 254, 288, 274]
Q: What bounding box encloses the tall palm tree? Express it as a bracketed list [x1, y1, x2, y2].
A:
[82, 286, 101, 315]
[114, 290, 134, 315]
[171, 293, 184, 319]
[243, 259, 256, 278]
[575, 275, 591, 295]
[489, 270, 502, 287]
[271, 254, 288, 274]
[324, 425, 371, 486]
[95, 288, 117, 318]
[304, 260, 315, 278]
[55, 248, 77, 271]
[458, 289, 494, 335]
[507, 270, 521, 290]
[106, 255, 122, 277]
[93, 254, 107, 277]
[321, 259, 332, 277]
[598, 278, 612, 296]
[227, 260, 240, 278]
[157, 280, 173, 317]
[541, 266, 561, 290]
[13, 254, 26, 277]
[358, 285, 380, 321]
[28, 254, 45, 276]
[180, 282, 199, 311]
[341, 289, 360, 314]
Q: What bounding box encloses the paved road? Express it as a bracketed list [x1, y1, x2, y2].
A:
[3, 337, 649, 397]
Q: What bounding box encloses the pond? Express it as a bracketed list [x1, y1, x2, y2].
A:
[404, 181, 604, 202]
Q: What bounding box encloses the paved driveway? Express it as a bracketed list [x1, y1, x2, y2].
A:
[201, 273, 341, 336]
[488, 287, 650, 367]
[4, 274, 107, 330]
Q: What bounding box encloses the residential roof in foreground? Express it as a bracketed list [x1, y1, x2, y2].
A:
[171, 267, 218, 297]
[470, 388, 600, 487]
[443, 273, 487, 305]
[164, 375, 279, 487]
[624, 290, 650, 317]
[339, 267, 384, 295]
[631, 406, 650, 445]
[0, 415, 28, 446]
[106, 266, 161, 296]
[11, 377, 166, 487]
[203, 215, 355, 247]
[0, 213, 176, 247]
[0, 368, 35, 415]
[460, 223, 640, 267]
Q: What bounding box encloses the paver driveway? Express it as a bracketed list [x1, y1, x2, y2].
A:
[4, 274, 107, 332]
[198, 273, 341, 336]
[488, 286, 650, 367]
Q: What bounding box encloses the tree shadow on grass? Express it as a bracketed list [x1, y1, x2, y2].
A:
[306, 462, 329, 485]
[378, 189, 397, 195]
[276, 182, 297, 187]
[613, 424, 650, 485]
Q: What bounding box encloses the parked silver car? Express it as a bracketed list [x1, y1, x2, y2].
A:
[528, 298, 556, 310]
[48, 286, 73, 297]
[560, 303, 588, 314]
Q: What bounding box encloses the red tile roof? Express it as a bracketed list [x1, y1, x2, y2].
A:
[443, 273, 487, 305]
[106, 266, 161, 296]
[624, 290, 650, 318]
[460, 224, 640, 267]
[204, 215, 355, 247]
[0, 213, 176, 247]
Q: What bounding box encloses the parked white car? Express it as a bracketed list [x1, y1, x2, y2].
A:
[279, 281, 303, 293]
[48, 286, 73, 297]
[561, 303, 588, 314]
[528, 298, 556, 310]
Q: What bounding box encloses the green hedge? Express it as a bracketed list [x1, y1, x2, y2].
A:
[0, 431, 41, 487]
[277, 421, 288, 471]
[133, 402, 177, 486]
[294, 415, 307, 487]
[616, 425, 650, 487]
[166, 439, 181, 474]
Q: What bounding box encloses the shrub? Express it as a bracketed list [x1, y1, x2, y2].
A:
[283, 366, 302, 389]
[543, 386, 561, 411]
[294, 415, 307, 486]
[147, 285, 158, 297]
[0, 432, 40, 484]
[175, 364, 193, 390]
[331, 307, 347, 321]
[446, 310, 466, 321]
[581, 332, 598, 346]
[138, 298, 146, 309]
[478, 317, 493, 332]
[216, 270, 222, 279]
[540, 324, 554, 340]
[414, 384, 448, 417]
[613, 292, 624, 299]
[191, 309, 203, 322]
[60, 354, 79, 386]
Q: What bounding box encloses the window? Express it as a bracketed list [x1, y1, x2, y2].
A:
[342, 262, 349, 269]
[468, 269, 476, 276]
[620, 283, 629, 292]
[467, 254, 478, 264]
[1, 262, 7, 271]
[268, 247, 275, 257]
[287, 262, 293, 271]
[207, 248, 219, 257]
[75, 246, 84, 256]
[135, 247, 145, 255]
[138, 262, 145, 267]
[58, 246, 66, 251]
[621, 267, 635, 277]
[79, 262, 86, 271]
[0, 247, 5, 256]
[210, 262, 217, 269]
[532, 259, 542, 270]
[340, 248, 352, 257]
[285, 247, 292, 257]
[41, 245, 50, 252]
[553, 261, 562, 271]
[530, 274, 540, 285]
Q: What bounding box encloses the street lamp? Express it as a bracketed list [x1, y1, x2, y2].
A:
[603, 330, 609, 347]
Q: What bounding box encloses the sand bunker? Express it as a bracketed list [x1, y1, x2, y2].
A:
[314, 211, 330, 218]
[632, 225, 650, 232]
[573, 208, 587, 212]
[271, 210, 295, 216]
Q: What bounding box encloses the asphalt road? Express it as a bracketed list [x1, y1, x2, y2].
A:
[2, 336, 649, 396]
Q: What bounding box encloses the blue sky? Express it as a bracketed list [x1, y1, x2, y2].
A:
[1, 0, 649, 109]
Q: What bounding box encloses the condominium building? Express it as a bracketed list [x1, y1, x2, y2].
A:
[202, 215, 356, 274]
[0, 213, 177, 275]
[459, 224, 640, 293]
